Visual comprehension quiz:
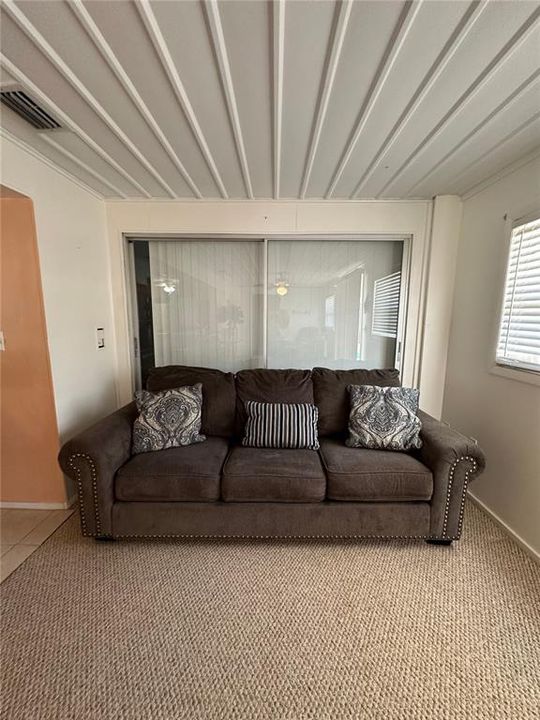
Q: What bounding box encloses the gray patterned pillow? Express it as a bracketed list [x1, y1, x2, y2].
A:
[346, 385, 422, 451]
[132, 384, 206, 454]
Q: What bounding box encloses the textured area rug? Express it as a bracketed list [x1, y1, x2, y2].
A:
[1, 502, 539, 720]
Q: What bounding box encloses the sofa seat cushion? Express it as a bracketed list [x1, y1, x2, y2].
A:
[115, 437, 229, 501]
[222, 446, 326, 502]
[320, 438, 433, 502]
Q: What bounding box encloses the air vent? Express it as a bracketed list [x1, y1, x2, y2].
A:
[0, 90, 61, 130]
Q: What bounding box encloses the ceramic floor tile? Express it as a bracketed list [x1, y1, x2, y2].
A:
[0, 510, 52, 545]
[0, 545, 37, 583]
[20, 509, 74, 546]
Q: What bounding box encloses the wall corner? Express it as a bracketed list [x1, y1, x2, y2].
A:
[418, 194, 463, 418]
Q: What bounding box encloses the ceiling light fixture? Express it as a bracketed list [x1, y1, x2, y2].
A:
[275, 274, 290, 296]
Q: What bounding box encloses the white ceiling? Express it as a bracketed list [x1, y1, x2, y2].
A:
[0, 0, 539, 201]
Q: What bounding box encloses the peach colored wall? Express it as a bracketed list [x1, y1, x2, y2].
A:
[0, 185, 66, 504]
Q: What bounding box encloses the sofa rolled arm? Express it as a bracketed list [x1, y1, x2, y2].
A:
[58, 402, 137, 537]
[417, 410, 486, 540]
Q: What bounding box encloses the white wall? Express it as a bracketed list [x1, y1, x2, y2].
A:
[442, 157, 540, 558]
[0, 135, 118, 443]
[106, 199, 453, 409]
[418, 196, 463, 417]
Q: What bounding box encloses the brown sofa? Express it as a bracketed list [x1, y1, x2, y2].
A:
[58, 366, 486, 545]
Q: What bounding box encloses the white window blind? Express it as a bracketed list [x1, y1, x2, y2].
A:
[372, 271, 401, 338]
[496, 217, 540, 372]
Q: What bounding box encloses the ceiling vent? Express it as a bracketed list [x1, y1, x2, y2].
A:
[0, 90, 61, 130]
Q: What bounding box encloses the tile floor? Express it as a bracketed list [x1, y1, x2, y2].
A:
[1, 508, 74, 583]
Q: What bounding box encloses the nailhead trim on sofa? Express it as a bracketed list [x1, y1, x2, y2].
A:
[69, 453, 478, 541]
[68, 453, 101, 537]
[114, 534, 458, 540]
[442, 455, 478, 537]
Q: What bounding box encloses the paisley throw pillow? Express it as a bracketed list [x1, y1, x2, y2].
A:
[346, 385, 422, 451]
[132, 384, 206, 454]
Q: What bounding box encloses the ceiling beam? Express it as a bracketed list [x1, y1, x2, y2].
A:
[377, 6, 540, 197]
[204, 0, 253, 199]
[2, 0, 176, 198]
[70, 0, 202, 199]
[41, 134, 128, 198]
[325, 0, 424, 198]
[272, 0, 285, 199]
[351, 0, 489, 198]
[407, 70, 540, 196]
[299, 0, 353, 199]
[136, 0, 228, 198]
[0, 55, 151, 197]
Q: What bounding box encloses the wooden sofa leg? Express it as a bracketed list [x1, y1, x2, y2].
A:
[425, 538, 453, 546]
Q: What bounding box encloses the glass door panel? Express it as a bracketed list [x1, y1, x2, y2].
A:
[133, 240, 264, 384]
[266, 240, 404, 369]
[130, 237, 407, 387]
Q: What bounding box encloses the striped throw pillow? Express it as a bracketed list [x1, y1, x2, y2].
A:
[242, 401, 320, 450]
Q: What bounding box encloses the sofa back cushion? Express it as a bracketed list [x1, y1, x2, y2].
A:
[235, 369, 313, 436]
[312, 367, 401, 436]
[146, 365, 236, 437]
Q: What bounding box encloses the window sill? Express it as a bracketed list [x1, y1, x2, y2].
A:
[490, 363, 540, 387]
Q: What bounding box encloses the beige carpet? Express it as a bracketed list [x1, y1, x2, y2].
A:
[1, 502, 539, 720]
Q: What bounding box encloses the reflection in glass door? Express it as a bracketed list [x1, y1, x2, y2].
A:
[266, 240, 405, 370]
[132, 240, 264, 386]
[130, 237, 407, 387]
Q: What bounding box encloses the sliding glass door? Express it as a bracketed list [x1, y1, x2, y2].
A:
[132, 240, 264, 385]
[267, 240, 403, 369]
[130, 237, 407, 387]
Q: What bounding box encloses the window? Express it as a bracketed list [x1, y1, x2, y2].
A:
[372, 271, 401, 338]
[130, 237, 408, 385]
[496, 217, 540, 373]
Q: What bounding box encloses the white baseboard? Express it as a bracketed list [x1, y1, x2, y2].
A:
[0, 496, 77, 511]
[468, 491, 539, 564]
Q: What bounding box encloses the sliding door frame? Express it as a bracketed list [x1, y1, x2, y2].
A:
[126, 241, 140, 392]
[125, 233, 411, 391]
